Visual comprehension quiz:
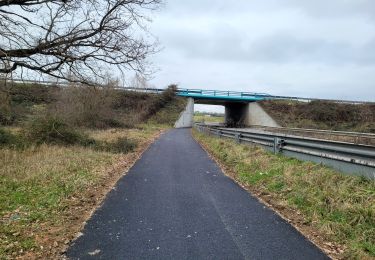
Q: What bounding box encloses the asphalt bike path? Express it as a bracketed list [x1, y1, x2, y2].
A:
[67, 128, 328, 260]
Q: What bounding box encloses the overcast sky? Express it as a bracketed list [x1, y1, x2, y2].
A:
[148, 0, 375, 111]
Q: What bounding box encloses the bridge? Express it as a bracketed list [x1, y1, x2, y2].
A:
[175, 88, 279, 128]
[174, 88, 374, 128]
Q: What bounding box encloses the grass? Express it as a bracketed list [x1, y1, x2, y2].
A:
[260, 100, 375, 133]
[0, 144, 116, 257]
[0, 126, 162, 259]
[194, 114, 224, 123]
[193, 130, 375, 259]
[0, 82, 186, 258]
[148, 96, 187, 126]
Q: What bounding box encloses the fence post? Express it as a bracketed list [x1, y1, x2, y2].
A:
[273, 137, 285, 154]
[235, 133, 241, 143]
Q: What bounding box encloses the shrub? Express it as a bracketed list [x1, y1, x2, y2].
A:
[91, 137, 137, 153]
[50, 85, 121, 129]
[94, 137, 137, 154]
[0, 128, 15, 145]
[106, 137, 137, 153]
[10, 83, 57, 105]
[25, 117, 95, 146]
[0, 84, 12, 125]
[138, 85, 178, 121]
[0, 128, 27, 148]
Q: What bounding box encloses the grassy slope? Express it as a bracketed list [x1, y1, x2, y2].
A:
[259, 100, 375, 133]
[193, 130, 375, 259]
[0, 85, 186, 259]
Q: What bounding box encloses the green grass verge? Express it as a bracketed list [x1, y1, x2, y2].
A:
[194, 114, 224, 123]
[0, 145, 116, 258]
[193, 130, 375, 259]
[0, 125, 162, 259]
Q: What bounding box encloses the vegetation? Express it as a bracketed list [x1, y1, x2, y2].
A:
[194, 112, 224, 124]
[0, 82, 185, 259]
[260, 100, 375, 133]
[193, 130, 375, 259]
[0, 128, 17, 146]
[24, 117, 95, 146]
[0, 128, 157, 259]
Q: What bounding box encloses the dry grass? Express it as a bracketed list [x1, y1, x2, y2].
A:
[260, 100, 375, 133]
[0, 127, 162, 259]
[194, 114, 224, 123]
[86, 125, 162, 143]
[193, 130, 375, 260]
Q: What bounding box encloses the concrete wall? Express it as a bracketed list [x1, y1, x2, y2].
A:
[244, 102, 279, 127]
[175, 98, 194, 128]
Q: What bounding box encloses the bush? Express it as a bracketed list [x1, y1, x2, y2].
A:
[138, 85, 178, 121]
[94, 137, 137, 154]
[0, 128, 27, 149]
[0, 85, 12, 125]
[50, 85, 121, 129]
[25, 117, 95, 146]
[10, 83, 57, 105]
[0, 128, 15, 146]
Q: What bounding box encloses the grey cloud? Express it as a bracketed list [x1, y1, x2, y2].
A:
[164, 0, 375, 20]
[162, 25, 375, 65]
[150, 1, 375, 103]
[283, 0, 375, 19]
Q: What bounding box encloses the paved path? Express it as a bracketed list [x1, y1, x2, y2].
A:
[67, 129, 329, 260]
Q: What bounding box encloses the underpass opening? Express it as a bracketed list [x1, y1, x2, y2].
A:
[194, 103, 225, 125]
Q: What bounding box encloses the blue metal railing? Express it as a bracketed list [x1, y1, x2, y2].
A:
[176, 88, 272, 102]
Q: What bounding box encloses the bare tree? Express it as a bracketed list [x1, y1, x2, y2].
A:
[131, 72, 148, 89]
[0, 0, 161, 84]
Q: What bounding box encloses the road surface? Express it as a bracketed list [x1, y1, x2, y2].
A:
[67, 128, 328, 260]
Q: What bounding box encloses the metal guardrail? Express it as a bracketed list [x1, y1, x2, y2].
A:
[252, 125, 375, 138]
[177, 88, 270, 99]
[195, 123, 375, 179]
[241, 125, 375, 146]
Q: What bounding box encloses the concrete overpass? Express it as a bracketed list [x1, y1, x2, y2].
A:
[174, 89, 279, 128]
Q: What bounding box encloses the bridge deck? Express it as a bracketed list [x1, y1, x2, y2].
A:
[177, 89, 269, 102]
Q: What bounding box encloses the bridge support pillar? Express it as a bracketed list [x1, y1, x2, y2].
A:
[175, 98, 194, 128]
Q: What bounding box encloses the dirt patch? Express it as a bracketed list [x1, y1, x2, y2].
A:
[192, 131, 347, 260]
[21, 130, 164, 260]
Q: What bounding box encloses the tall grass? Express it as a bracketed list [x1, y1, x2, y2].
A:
[0, 144, 118, 257]
[0, 126, 161, 258]
[193, 130, 375, 259]
[260, 100, 375, 133]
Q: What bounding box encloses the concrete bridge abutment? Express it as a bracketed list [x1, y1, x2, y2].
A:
[174, 98, 194, 128]
[175, 97, 279, 128]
